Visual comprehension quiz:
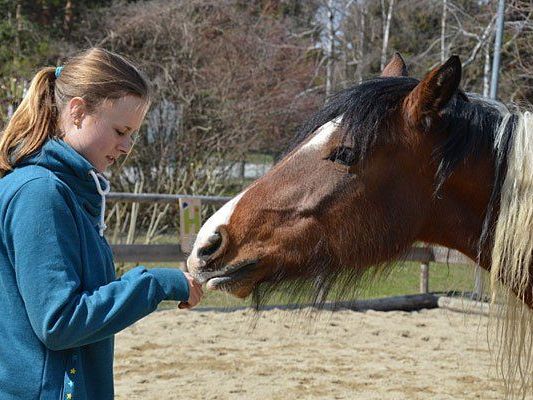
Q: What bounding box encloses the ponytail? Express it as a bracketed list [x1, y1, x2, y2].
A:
[0, 67, 59, 177]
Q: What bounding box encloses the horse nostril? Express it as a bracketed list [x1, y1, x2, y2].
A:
[198, 232, 222, 259]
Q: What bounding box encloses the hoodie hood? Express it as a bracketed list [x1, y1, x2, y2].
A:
[17, 138, 110, 233]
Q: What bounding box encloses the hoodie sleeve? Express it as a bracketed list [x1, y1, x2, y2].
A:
[3, 177, 190, 351]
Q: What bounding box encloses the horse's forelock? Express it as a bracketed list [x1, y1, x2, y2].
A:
[286, 78, 418, 158]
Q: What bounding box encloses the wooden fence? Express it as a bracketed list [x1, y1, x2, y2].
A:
[107, 192, 476, 295]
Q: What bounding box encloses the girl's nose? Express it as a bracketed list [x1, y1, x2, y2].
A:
[118, 136, 133, 154]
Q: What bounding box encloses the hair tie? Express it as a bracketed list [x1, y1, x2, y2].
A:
[55, 66, 64, 78]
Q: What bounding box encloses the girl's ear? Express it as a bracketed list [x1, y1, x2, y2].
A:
[404, 56, 462, 129]
[68, 97, 87, 129]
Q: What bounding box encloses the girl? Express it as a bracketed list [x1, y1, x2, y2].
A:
[0, 48, 203, 400]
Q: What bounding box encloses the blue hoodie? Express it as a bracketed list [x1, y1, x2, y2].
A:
[0, 138, 189, 400]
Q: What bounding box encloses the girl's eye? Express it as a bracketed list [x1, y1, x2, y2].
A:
[327, 146, 357, 166]
[115, 128, 140, 143]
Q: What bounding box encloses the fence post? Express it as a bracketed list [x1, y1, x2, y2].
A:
[420, 263, 429, 294]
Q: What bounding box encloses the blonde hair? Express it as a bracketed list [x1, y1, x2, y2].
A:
[489, 111, 533, 399]
[0, 47, 150, 177]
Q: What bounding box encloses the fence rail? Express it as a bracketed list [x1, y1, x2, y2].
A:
[107, 192, 476, 294]
[107, 192, 231, 205]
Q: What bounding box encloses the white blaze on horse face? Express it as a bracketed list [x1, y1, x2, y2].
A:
[298, 116, 343, 153]
[187, 191, 247, 272]
[187, 117, 341, 274]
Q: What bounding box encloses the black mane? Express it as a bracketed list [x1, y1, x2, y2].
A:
[288, 77, 509, 191]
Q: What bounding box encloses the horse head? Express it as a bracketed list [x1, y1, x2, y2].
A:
[187, 55, 496, 301]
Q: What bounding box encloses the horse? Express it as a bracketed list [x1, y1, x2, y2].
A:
[186, 53, 533, 398]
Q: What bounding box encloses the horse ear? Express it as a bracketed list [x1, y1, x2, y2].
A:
[381, 52, 408, 77]
[404, 55, 462, 128]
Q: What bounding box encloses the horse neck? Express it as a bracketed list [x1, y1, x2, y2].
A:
[417, 101, 510, 268]
[420, 110, 533, 282]
[418, 148, 495, 269]
[414, 99, 521, 269]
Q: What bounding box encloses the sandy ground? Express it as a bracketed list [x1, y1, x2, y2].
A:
[114, 306, 529, 400]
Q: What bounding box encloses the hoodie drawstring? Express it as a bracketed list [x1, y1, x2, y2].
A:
[88, 170, 110, 237]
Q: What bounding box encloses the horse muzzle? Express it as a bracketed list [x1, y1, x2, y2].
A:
[187, 256, 260, 297]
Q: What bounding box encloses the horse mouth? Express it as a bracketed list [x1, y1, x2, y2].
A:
[205, 260, 259, 292]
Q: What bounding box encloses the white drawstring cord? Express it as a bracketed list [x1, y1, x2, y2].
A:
[88, 170, 111, 237]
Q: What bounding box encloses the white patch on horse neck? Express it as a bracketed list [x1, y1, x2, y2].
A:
[189, 190, 247, 258]
[298, 116, 343, 153]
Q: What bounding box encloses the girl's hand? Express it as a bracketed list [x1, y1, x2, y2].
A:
[178, 272, 204, 309]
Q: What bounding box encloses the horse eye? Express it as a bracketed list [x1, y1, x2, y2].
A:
[327, 146, 357, 166]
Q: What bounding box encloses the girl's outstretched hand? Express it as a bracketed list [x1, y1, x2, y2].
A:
[178, 272, 204, 309]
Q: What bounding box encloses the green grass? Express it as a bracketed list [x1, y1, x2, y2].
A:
[360, 261, 486, 298]
[245, 153, 274, 164]
[123, 260, 488, 309]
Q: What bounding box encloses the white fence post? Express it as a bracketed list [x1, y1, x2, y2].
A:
[420, 263, 429, 294]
